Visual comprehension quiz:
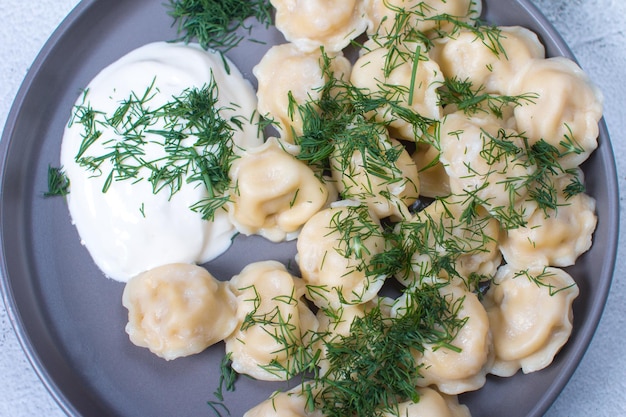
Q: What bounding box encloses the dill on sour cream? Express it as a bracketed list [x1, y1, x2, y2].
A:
[59, 41, 262, 282]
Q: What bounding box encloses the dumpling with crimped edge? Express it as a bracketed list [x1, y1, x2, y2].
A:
[122, 263, 237, 360]
[485, 264, 579, 377]
[350, 38, 444, 141]
[244, 384, 324, 417]
[438, 111, 538, 228]
[253, 43, 351, 143]
[393, 197, 501, 288]
[228, 137, 332, 242]
[225, 261, 318, 382]
[365, 0, 482, 39]
[271, 0, 369, 53]
[499, 170, 597, 268]
[507, 56, 603, 170]
[381, 387, 471, 417]
[432, 25, 545, 95]
[296, 201, 387, 309]
[391, 283, 494, 395]
[330, 130, 420, 221]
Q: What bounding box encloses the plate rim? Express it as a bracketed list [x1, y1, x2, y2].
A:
[0, 0, 620, 416]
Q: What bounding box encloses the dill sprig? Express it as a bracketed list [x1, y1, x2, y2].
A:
[206, 353, 237, 417]
[71, 77, 241, 220]
[328, 204, 385, 267]
[293, 50, 437, 188]
[438, 76, 538, 118]
[449, 126, 586, 229]
[428, 15, 506, 57]
[167, 0, 273, 52]
[313, 285, 467, 416]
[44, 165, 70, 197]
[238, 284, 319, 380]
[370, 201, 497, 290]
[512, 267, 576, 296]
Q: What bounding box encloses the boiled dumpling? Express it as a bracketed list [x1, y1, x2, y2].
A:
[499, 172, 597, 268]
[122, 263, 237, 360]
[253, 43, 351, 142]
[331, 132, 419, 220]
[433, 25, 545, 95]
[296, 202, 387, 309]
[365, 0, 482, 38]
[350, 39, 443, 141]
[381, 387, 471, 417]
[393, 284, 493, 395]
[438, 112, 537, 228]
[225, 261, 318, 381]
[508, 56, 603, 169]
[244, 384, 324, 417]
[394, 198, 501, 287]
[271, 0, 369, 52]
[228, 137, 330, 242]
[485, 264, 579, 377]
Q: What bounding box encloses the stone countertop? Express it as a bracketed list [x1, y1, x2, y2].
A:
[1, 0, 624, 416]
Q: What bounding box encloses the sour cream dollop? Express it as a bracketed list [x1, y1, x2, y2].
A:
[60, 42, 262, 282]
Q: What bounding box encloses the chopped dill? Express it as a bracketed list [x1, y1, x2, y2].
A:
[312, 284, 467, 416]
[372, 203, 497, 288]
[44, 165, 70, 197]
[513, 267, 576, 296]
[207, 354, 237, 416]
[449, 126, 586, 229]
[214, 353, 237, 402]
[71, 77, 241, 220]
[292, 49, 438, 195]
[563, 172, 586, 199]
[438, 76, 538, 118]
[237, 283, 319, 380]
[167, 0, 273, 52]
[328, 204, 384, 266]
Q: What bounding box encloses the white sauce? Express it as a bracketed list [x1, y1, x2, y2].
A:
[60, 42, 262, 282]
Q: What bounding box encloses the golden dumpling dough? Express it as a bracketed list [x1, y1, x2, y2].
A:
[500, 177, 597, 268]
[350, 39, 443, 141]
[225, 261, 318, 381]
[331, 134, 419, 220]
[382, 387, 471, 417]
[508, 56, 603, 169]
[485, 264, 579, 377]
[271, 0, 369, 52]
[438, 112, 537, 225]
[415, 285, 493, 395]
[366, 0, 481, 38]
[228, 137, 330, 242]
[297, 202, 387, 309]
[253, 43, 351, 142]
[244, 384, 324, 417]
[433, 25, 545, 94]
[412, 142, 451, 198]
[122, 263, 237, 360]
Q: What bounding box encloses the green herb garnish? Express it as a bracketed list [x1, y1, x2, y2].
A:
[313, 285, 467, 417]
[44, 165, 70, 197]
[71, 76, 241, 220]
[438, 76, 538, 118]
[167, 0, 272, 52]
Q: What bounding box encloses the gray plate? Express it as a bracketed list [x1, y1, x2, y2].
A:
[0, 1, 619, 416]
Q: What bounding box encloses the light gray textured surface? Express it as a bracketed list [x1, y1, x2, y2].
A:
[1, 0, 624, 416]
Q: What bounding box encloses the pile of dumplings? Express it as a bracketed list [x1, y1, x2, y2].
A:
[122, 0, 603, 415]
